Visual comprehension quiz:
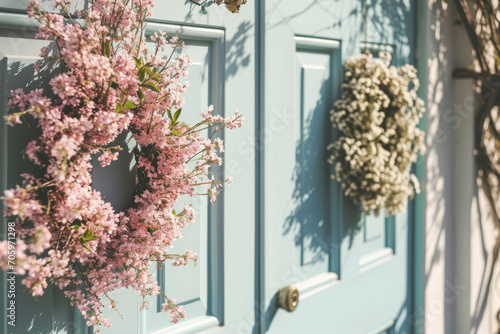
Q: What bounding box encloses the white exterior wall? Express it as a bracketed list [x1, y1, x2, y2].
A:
[420, 1, 500, 333]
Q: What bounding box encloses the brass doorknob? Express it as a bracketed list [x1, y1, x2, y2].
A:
[276, 284, 299, 312]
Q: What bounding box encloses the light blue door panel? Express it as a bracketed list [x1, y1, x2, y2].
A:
[144, 27, 221, 334]
[96, 25, 226, 334]
[0, 3, 258, 332]
[0, 31, 89, 334]
[263, 1, 414, 333]
[96, 6, 259, 334]
[264, 37, 339, 303]
[295, 48, 333, 277]
[0, 1, 417, 333]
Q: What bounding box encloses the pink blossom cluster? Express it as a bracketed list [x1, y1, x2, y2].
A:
[1, 0, 243, 330]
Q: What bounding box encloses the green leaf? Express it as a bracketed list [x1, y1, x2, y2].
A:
[104, 40, 111, 58]
[115, 102, 122, 113]
[69, 219, 82, 229]
[80, 241, 91, 252]
[166, 109, 173, 122]
[144, 66, 152, 77]
[141, 82, 161, 93]
[81, 228, 99, 242]
[172, 209, 176, 215]
[132, 56, 142, 69]
[138, 88, 145, 103]
[150, 73, 161, 81]
[122, 100, 137, 111]
[83, 228, 93, 240]
[138, 67, 146, 82]
[171, 129, 181, 136]
[173, 108, 182, 123]
[120, 91, 125, 102]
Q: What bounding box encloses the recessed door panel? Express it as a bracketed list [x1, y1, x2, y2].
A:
[0, 34, 89, 334]
[0, 1, 417, 333]
[143, 36, 215, 333]
[263, 1, 414, 333]
[360, 212, 396, 272]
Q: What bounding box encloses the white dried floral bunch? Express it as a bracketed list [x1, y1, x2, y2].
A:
[328, 51, 425, 216]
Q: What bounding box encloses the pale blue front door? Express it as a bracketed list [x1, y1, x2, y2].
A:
[0, 1, 417, 333]
[261, 1, 415, 333]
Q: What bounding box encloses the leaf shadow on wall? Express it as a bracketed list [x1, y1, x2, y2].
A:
[181, 2, 254, 81]
[281, 75, 362, 276]
[365, 0, 414, 64]
[266, 70, 363, 334]
[226, 20, 252, 79]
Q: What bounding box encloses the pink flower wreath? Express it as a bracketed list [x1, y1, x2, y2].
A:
[1, 0, 243, 329]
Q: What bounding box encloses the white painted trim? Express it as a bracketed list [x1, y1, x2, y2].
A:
[359, 248, 395, 273]
[294, 36, 340, 51]
[152, 316, 219, 334]
[146, 23, 224, 41]
[295, 273, 339, 299]
[367, 319, 395, 334]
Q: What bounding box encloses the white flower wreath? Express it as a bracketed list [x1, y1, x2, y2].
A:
[328, 51, 425, 216]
